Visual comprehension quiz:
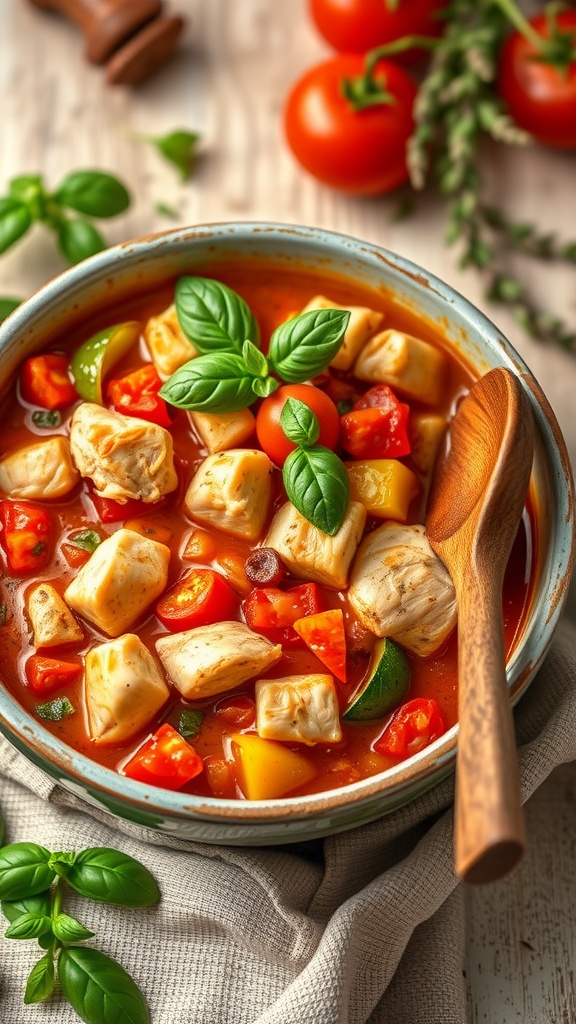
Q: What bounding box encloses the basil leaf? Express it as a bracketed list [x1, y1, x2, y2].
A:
[9, 174, 44, 205]
[0, 198, 32, 254]
[71, 529, 101, 554]
[57, 219, 106, 265]
[35, 696, 75, 722]
[155, 201, 179, 219]
[242, 340, 268, 377]
[175, 276, 259, 354]
[2, 890, 52, 924]
[280, 397, 320, 448]
[0, 843, 55, 901]
[0, 296, 22, 324]
[32, 408, 61, 428]
[283, 446, 350, 536]
[251, 376, 279, 399]
[5, 911, 52, 940]
[268, 308, 350, 383]
[66, 848, 160, 907]
[150, 129, 200, 181]
[49, 850, 77, 877]
[160, 353, 256, 413]
[55, 171, 131, 218]
[53, 913, 95, 942]
[178, 709, 203, 739]
[59, 946, 149, 1024]
[24, 952, 55, 1005]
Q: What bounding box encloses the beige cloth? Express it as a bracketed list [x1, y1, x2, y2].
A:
[0, 619, 575, 1024]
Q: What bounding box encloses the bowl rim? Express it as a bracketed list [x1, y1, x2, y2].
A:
[0, 219, 574, 826]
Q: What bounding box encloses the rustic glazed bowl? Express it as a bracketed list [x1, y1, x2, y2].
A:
[0, 223, 573, 845]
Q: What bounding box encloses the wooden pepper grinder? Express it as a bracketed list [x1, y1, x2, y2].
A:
[28, 0, 185, 85]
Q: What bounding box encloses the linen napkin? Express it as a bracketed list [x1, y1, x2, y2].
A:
[0, 618, 575, 1024]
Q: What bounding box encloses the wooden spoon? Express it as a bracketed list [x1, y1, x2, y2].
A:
[426, 367, 534, 884]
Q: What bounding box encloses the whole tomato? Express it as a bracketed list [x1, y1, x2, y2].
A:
[284, 55, 416, 195]
[309, 0, 446, 62]
[256, 384, 341, 466]
[497, 12, 576, 149]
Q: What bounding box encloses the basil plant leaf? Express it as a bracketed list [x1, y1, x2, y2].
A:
[59, 946, 149, 1024]
[52, 912, 95, 942]
[151, 129, 200, 181]
[0, 843, 55, 901]
[57, 219, 106, 265]
[251, 376, 279, 399]
[0, 297, 21, 324]
[24, 952, 55, 1005]
[5, 911, 53, 940]
[55, 170, 131, 218]
[178, 709, 204, 739]
[280, 397, 320, 448]
[283, 446, 350, 537]
[242, 339, 268, 377]
[65, 848, 160, 907]
[2, 890, 52, 924]
[160, 353, 256, 413]
[175, 276, 259, 355]
[269, 308, 350, 383]
[0, 198, 32, 255]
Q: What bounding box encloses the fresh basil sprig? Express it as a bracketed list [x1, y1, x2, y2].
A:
[0, 840, 159, 1022]
[175, 276, 259, 355]
[280, 398, 350, 536]
[147, 129, 200, 181]
[160, 352, 262, 412]
[268, 308, 351, 382]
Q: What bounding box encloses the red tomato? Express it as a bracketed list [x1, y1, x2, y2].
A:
[341, 383, 411, 458]
[374, 697, 445, 760]
[309, 0, 446, 62]
[293, 608, 347, 682]
[243, 582, 324, 646]
[25, 656, 82, 696]
[0, 501, 53, 574]
[91, 493, 159, 523]
[20, 354, 77, 410]
[284, 56, 417, 195]
[107, 364, 172, 428]
[256, 384, 340, 467]
[497, 13, 576, 149]
[156, 569, 237, 632]
[123, 724, 203, 790]
[214, 695, 256, 730]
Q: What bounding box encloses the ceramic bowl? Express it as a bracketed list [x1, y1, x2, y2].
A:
[0, 223, 573, 845]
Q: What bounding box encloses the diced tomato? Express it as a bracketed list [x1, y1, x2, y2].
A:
[214, 695, 256, 730]
[374, 697, 446, 760]
[123, 723, 203, 790]
[242, 582, 324, 646]
[107, 364, 172, 427]
[91, 493, 155, 523]
[19, 354, 77, 410]
[341, 384, 410, 459]
[293, 608, 347, 682]
[25, 656, 82, 696]
[155, 569, 238, 632]
[203, 756, 235, 799]
[0, 501, 53, 574]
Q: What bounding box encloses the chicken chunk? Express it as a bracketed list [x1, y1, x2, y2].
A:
[27, 583, 83, 648]
[189, 408, 256, 454]
[85, 633, 169, 745]
[300, 295, 383, 371]
[144, 303, 197, 378]
[184, 449, 273, 542]
[69, 403, 178, 504]
[64, 528, 170, 638]
[156, 621, 282, 700]
[256, 674, 342, 746]
[354, 329, 446, 406]
[347, 522, 457, 656]
[264, 501, 366, 589]
[0, 437, 79, 500]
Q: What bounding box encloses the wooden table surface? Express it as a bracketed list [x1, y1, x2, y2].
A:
[1, 2, 575, 1021]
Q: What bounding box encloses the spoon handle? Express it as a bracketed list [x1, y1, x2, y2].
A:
[454, 574, 525, 884]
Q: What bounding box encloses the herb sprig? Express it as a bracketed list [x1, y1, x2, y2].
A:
[0, 170, 131, 267]
[0, 840, 159, 1022]
[280, 398, 350, 536]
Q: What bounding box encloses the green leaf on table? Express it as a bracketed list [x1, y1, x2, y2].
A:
[283, 445, 350, 536]
[268, 308, 350, 383]
[150, 129, 200, 181]
[155, 201, 180, 219]
[0, 297, 21, 324]
[55, 171, 131, 218]
[280, 398, 320, 448]
[0, 198, 32, 254]
[0, 843, 55, 901]
[178, 709, 204, 739]
[175, 276, 259, 355]
[65, 848, 160, 907]
[57, 219, 106, 265]
[2, 890, 52, 924]
[24, 952, 55, 1005]
[160, 352, 256, 413]
[52, 912, 95, 943]
[35, 696, 75, 722]
[5, 910, 52, 940]
[59, 946, 149, 1024]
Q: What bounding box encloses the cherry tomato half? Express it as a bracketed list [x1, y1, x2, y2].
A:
[256, 384, 341, 467]
[497, 13, 576, 149]
[374, 697, 445, 760]
[309, 0, 446, 62]
[156, 568, 238, 632]
[285, 56, 417, 195]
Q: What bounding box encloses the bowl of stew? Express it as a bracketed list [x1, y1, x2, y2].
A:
[0, 222, 573, 845]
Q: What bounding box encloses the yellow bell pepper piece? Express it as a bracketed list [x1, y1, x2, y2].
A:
[346, 459, 419, 521]
[230, 733, 317, 800]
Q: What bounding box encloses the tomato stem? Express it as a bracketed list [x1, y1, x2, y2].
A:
[492, 0, 543, 49]
[493, 0, 576, 69]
